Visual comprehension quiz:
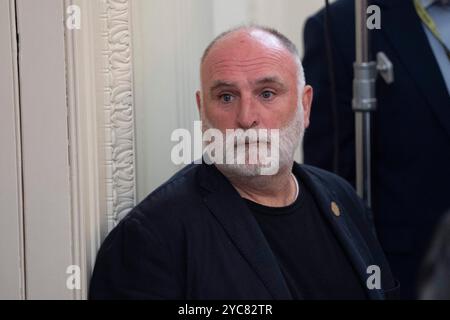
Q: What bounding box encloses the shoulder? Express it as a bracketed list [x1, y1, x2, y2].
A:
[107, 164, 205, 244]
[142, 163, 202, 205]
[89, 165, 200, 299]
[97, 164, 205, 261]
[300, 163, 365, 211]
[127, 163, 204, 224]
[297, 163, 374, 232]
[300, 164, 356, 195]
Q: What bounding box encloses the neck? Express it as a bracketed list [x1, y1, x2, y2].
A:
[218, 163, 298, 207]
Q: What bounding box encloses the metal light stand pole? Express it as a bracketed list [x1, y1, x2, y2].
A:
[353, 0, 376, 208]
[353, 0, 394, 209]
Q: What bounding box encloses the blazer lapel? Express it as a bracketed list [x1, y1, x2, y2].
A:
[378, 0, 450, 139]
[294, 164, 384, 300]
[198, 163, 293, 300]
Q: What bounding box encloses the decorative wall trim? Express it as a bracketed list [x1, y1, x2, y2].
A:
[100, 0, 136, 229]
[64, 0, 136, 299]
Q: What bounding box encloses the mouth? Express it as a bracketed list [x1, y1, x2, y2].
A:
[235, 140, 269, 147]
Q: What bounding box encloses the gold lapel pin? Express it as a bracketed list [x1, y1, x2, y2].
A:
[331, 201, 341, 217]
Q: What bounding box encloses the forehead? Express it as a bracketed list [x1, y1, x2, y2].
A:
[201, 30, 298, 86]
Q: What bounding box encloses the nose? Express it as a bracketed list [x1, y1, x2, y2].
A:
[236, 94, 259, 129]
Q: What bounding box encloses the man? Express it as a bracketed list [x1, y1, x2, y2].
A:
[89, 26, 399, 300]
[303, 0, 450, 299]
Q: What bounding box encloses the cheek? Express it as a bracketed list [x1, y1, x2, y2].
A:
[202, 103, 235, 128]
[270, 95, 299, 126]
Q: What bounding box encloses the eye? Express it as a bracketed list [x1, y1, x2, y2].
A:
[260, 90, 275, 100]
[220, 93, 234, 104]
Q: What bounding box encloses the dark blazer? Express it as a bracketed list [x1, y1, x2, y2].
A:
[89, 162, 399, 300]
[303, 0, 450, 299]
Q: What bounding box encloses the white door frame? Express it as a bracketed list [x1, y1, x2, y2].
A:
[0, 0, 25, 300]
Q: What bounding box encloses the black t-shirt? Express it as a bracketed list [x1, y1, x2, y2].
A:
[244, 175, 367, 300]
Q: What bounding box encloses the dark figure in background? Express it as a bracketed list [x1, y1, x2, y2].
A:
[418, 210, 450, 300]
[303, 0, 450, 299]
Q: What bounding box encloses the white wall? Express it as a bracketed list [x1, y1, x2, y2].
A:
[132, 0, 324, 200]
[132, 0, 213, 200]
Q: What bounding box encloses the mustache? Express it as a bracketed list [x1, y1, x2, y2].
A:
[221, 130, 275, 153]
[201, 121, 275, 145]
[200, 110, 302, 149]
[228, 130, 272, 146]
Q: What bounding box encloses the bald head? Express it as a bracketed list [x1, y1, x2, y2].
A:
[200, 25, 305, 89]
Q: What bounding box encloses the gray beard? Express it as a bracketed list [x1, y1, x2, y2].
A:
[201, 108, 305, 178]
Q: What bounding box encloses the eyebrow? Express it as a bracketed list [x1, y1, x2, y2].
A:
[252, 76, 287, 89]
[209, 80, 238, 94]
[209, 76, 287, 95]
